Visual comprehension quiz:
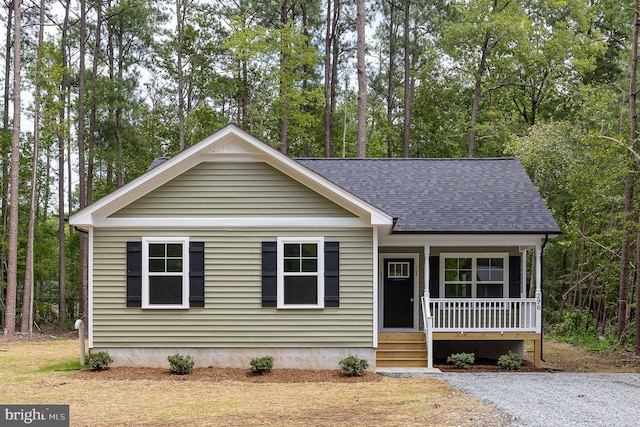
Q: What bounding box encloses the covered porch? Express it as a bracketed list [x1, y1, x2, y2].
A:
[376, 234, 547, 370]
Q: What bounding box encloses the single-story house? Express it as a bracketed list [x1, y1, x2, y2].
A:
[69, 124, 560, 370]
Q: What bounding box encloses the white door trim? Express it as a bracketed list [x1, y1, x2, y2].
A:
[379, 253, 419, 331]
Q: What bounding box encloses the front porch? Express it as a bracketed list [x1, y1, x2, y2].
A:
[377, 235, 547, 370]
[376, 297, 543, 370]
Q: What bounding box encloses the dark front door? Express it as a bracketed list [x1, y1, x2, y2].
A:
[383, 258, 414, 328]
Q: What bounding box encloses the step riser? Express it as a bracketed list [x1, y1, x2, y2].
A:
[377, 350, 426, 358]
[377, 360, 428, 368]
[378, 343, 426, 350]
[378, 333, 425, 341]
[377, 333, 428, 368]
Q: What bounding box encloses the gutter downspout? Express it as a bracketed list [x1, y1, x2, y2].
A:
[541, 234, 549, 362]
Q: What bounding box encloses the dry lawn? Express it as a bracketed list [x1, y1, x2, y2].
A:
[1, 338, 509, 427]
[537, 338, 640, 372]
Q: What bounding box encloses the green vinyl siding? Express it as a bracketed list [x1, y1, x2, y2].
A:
[110, 162, 354, 218]
[92, 228, 374, 348]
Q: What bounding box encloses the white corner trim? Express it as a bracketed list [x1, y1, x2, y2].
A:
[88, 228, 94, 348]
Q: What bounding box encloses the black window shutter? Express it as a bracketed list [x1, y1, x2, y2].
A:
[324, 242, 340, 307]
[262, 242, 277, 307]
[126, 241, 142, 307]
[429, 256, 440, 299]
[509, 256, 522, 298]
[189, 242, 205, 307]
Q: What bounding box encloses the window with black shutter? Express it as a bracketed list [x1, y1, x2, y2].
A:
[262, 238, 339, 309]
[126, 239, 205, 309]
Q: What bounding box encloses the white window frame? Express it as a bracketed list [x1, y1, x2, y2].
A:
[142, 236, 190, 309]
[439, 252, 509, 299]
[277, 237, 324, 309]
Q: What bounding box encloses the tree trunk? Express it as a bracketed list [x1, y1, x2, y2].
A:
[21, 0, 46, 334]
[78, 0, 89, 329]
[356, 0, 367, 158]
[386, 0, 396, 158]
[1, 1, 13, 328]
[617, 173, 633, 340]
[329, 0, 340, 155]
[323, 0, 337, 157]
[279, 1, 290, 155]
[635, 211, 640, 354]
[177, 0, 185, 151]
[88, 0, 102, 203]
[630, 0, 640, 353]
[469, 32, 490, 158]
[4, 0, 20, 336]
[116, 16, 124, 187]
[402, 0, 411, 158]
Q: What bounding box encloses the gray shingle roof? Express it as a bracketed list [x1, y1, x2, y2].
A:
[297, 158, 560, 234]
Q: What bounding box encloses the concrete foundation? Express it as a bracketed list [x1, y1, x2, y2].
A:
[433, 340, 524, 361]
[96, 347, 376, 370]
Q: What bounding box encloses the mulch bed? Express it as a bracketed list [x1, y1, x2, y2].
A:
[435, 358, 547, 372]
[73, 367, 381, 383]
[73, 359, 546, 382]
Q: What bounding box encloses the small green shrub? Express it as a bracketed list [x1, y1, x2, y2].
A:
[447, 352, 475, 369]
[497, 351, 522, 370]
[339, 355, 369, 376]
[250, 356, 274, 375]
[87, 351, 113, 371]
[167, 354, 195, 375]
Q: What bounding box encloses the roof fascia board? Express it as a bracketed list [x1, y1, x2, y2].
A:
[379, 233, 553, 247]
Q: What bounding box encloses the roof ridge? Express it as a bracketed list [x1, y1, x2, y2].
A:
[296, 157, 516, 161]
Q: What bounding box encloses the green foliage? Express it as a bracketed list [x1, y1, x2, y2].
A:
[556, 309, 594, 337]
[447, 352, 475, 369]
[87, 351, 113, 371]
[167, 354, 195, 375]
[549, 309, 613, 351]
[339, 355, 369, 376]
[497, 351, 522, 370]
[249, 356, 274, 375]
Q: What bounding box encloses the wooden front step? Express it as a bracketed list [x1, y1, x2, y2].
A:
[377, 332, 427, 368]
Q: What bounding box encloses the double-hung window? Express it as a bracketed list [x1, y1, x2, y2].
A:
[142, 237, 189, 308]
[277, 237, 324, 308]
[441, 253, 508, 299]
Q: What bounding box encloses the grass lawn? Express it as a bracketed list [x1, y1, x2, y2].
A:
[0, 339, 508, 426]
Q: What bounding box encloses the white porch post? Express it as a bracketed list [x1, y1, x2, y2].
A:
[373, 227, 379, 348]
[424, 245, 433, 369]
[535, 245, 542, 334]
[520, 248, 527, 299]
[424, 245, 430, 301]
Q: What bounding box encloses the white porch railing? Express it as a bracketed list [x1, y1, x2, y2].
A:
[429, 299, 539, 332]
[420, 296, 434, 369]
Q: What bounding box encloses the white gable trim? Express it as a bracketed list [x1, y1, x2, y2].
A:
[88, 217, 371, 228]
[69, 125, 393, 229]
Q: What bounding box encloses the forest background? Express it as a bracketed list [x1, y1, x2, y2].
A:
[1, 0, 639, 355]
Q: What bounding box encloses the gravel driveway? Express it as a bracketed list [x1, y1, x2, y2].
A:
[435, 372, 640, 426]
